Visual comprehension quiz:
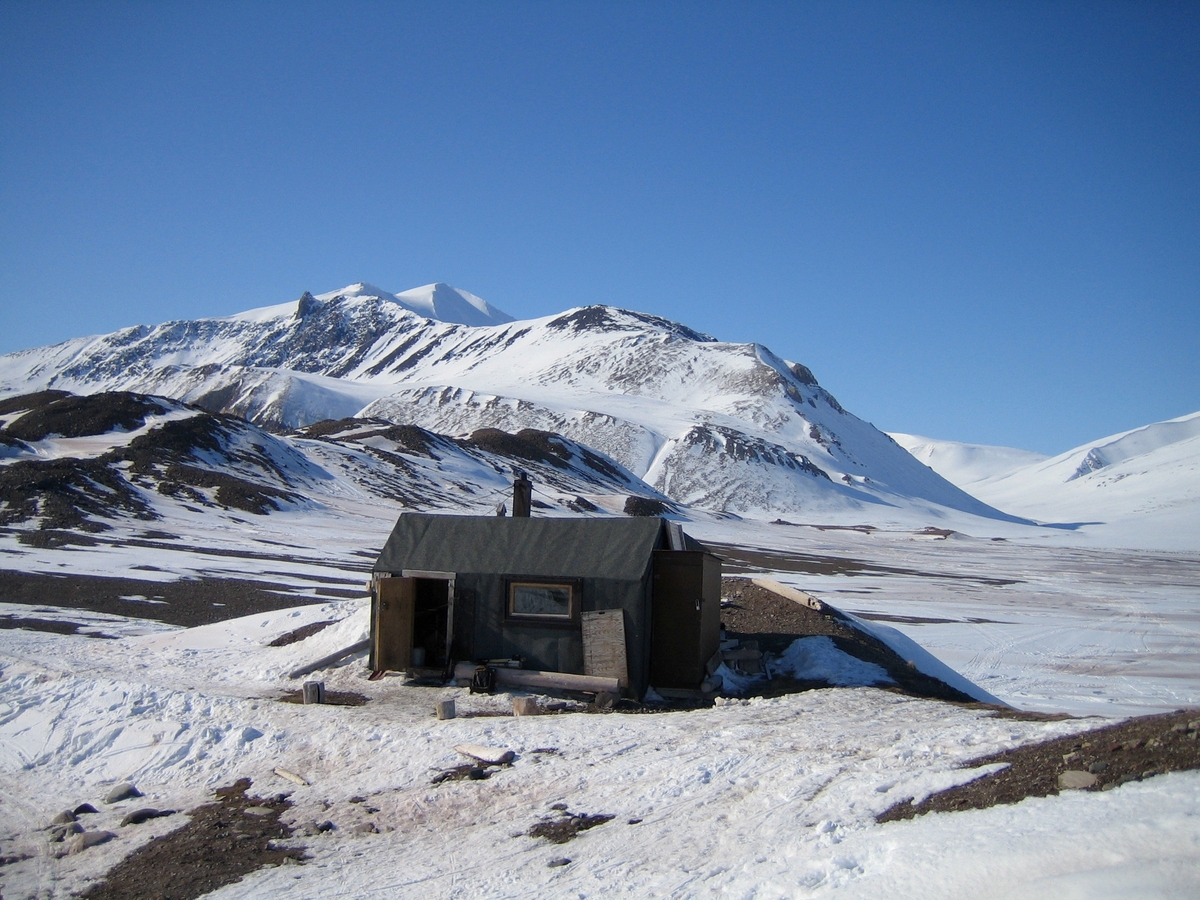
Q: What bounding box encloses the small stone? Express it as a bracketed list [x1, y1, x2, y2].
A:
[547, 857, 571, 868]
[73, 803, 98, 816]
[1142, 769, 1160, 779]
[351, 822, 377, 835]
[66, 831, 116, 854]
[1088, 761, 1109, 774]
[50, 810, 77, 826]
[1108, 742, 1122, 753]
[242, 807, 273, 817]
[467, 767, 489, 781]
[316, 820, 336, 833]
[121, 808, 174, 826]
[1171, 723, 1189, 733]
[1117, 773, 1139, 786]
[1188, 720, 1200, 730]
[104, 783, 142, 804]
[1062, 751, 1082, 765]
[550, 803, 568, 811]
[1058, 770, 1097, 790]
[48, 822, 83, 842]
[1123, 739, 1142, 751]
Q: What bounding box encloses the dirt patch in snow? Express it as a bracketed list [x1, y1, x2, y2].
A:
[527, 808, 615, 844]
[276, 689, 369, 707]
[0, 569, 332, 628]
[720, 577, 978, 704]
[877, 708, 1200, 822]
[78, 779, 303, 900]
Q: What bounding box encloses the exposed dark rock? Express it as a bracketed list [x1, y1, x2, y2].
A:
[3, 392, 167, 442]
[624, 496, 667, 517]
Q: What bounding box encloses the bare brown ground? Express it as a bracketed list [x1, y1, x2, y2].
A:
[878, 708, 1200, 822]
[78, 779, 303, 900]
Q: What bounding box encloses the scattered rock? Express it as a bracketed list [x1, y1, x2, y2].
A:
[74, 803, 99, 815]
[1088, 760, 1109, 775]
[454, 743, 515, 765]
[121, 808, 175, 826]
[51, 810, 77, 825]
[316, 820, 336, 833]
[104, 783, 143, 804]
[1057, 770, 1098, 790]
[467, 767, 489, 781]
[242, 807, 273, 817]
[351, 822, 377, 835]
[529, 810, 615, 844]
[547, 857, 571, 868]
[66, 831, 117, 854]
[49, 822, 84, 842]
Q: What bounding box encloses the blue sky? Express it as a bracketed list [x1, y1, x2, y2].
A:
[1, 1, 1196, 454]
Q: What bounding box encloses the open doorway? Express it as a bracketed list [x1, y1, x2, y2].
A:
[373, 571, 455, 674]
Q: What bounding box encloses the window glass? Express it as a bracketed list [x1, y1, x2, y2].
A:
[509, 582, 573, 619]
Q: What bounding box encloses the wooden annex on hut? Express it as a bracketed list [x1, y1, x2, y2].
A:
[370, 513, 721, 698]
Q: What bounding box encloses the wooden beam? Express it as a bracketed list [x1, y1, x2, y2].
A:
[451, 662, 620, 694]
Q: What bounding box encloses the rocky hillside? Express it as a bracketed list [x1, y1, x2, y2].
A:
[0, 283, 1018, 520]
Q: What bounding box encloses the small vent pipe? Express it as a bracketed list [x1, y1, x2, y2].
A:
[512, 472, 532, 518]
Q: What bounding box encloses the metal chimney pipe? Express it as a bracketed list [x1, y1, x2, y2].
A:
[512, 472, 532, 518]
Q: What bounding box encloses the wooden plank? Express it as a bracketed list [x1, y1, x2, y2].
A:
[582, 609, 629, 688]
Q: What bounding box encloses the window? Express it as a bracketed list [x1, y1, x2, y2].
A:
[506, 579, 579, 622]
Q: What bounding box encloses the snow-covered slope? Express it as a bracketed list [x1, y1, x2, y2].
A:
[0, 391, 668, 546]
[889, 433, 1049, 487]
[893, 413, 1200, 551]
[0, 285, 1017, 522]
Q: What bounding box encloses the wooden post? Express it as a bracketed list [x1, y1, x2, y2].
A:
[436, 699, 456, 720]
[302, 681, 325, 704]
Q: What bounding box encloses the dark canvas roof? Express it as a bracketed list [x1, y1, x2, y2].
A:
[374, 514, 672, 581]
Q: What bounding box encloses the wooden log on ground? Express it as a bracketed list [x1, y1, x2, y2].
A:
[451, 662, 620, 694]
[750, 578, 826, 612]
[288, 639, 370, 680]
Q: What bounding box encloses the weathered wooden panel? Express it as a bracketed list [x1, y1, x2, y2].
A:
[375, 577, 416, 671]
[582, 609, 629, 688]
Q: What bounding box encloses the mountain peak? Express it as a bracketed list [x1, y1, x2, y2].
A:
[315, 282, 514, 327]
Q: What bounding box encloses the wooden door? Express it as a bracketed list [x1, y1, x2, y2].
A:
[376, 577, 416, 671]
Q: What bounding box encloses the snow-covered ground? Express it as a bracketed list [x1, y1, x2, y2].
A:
[2, 598, 1198, 899]
[3, 506, 1199, 898]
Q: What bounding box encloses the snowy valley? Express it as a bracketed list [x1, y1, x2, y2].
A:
[1, 283, 1198, 899]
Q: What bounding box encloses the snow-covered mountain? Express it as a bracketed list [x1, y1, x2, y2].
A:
[0, 390, 670, 542]
[888, 433, 1050, 488]
[0, 283, 1017, 521]
[892, 413, 1200, 550]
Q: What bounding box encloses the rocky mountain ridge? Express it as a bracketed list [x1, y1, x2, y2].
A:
[0, 283, 1017, 520]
